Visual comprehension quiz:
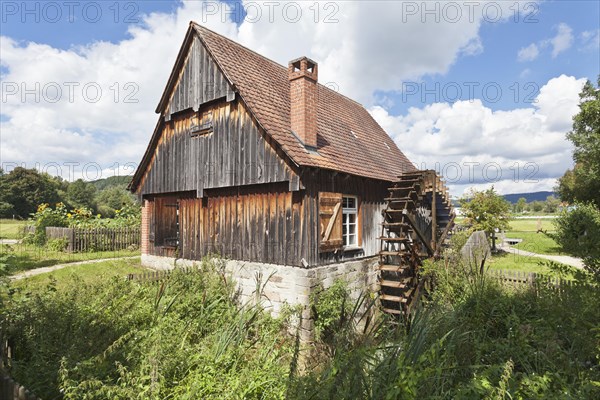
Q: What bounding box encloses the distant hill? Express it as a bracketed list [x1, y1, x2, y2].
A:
[502, 191, 557, 204]
[90, 175, 132, 191]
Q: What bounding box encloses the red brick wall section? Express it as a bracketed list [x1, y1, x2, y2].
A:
[141, 199, 152, 255]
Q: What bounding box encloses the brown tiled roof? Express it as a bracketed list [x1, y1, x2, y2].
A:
[194, 23, 415, 182]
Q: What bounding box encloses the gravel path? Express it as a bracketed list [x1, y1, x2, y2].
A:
[0, 239, 21, 245]
[9, 256, 140, 281]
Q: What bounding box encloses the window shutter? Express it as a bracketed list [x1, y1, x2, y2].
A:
[319, 192, 343, 252]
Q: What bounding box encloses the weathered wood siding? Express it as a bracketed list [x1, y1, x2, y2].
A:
[146, 183, 311, 266]
[145, 170, 387, 267]
[165, 34, 234, 120]
[137, 100, 300, 197]
[301, 169, 388, 265]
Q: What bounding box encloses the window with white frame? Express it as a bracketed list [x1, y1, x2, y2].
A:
[342, 196, 358, 247]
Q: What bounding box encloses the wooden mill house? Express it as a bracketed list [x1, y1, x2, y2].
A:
[129, 23, 454, 331]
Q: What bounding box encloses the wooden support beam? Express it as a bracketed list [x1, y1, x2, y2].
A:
[402, 209, 434, 256]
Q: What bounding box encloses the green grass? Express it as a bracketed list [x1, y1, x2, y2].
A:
[10, 257, 146, 291]
[0, 219, 27, 239]
[488, 252, 558, 274]
[508, 218, 556, 232]
[505, 232, 563, 255]
[503, 218, 566, 256]
[1, 243, 140, 274]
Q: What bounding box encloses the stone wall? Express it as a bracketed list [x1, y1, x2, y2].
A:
[141, 254, 379, 342]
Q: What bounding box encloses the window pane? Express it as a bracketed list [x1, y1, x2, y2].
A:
[343, 196, 356, 210]
[348, 234, 356, 246]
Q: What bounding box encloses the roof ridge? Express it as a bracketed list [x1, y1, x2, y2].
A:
[192, 22, 285, 71]
[191, 22, 364, 108]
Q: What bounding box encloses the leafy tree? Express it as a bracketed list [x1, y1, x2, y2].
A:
[459, 187, 511, 250]
[529, 201, 544, 213]
[515, 197, 527, 213]
[66, 179, 96, 210]
[557, 78, 600, 206]
[543, 195, 560, 214]
[95, 186, 138, 217]
[553, 203, 600, 280]
[0, 202, 15, 218]
[0, 167, 61, 218]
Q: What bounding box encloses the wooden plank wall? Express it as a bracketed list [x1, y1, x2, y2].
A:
[301, 169, 388, 265]
[165, 34, 234, 119]
[138, 100, 299, 197]
[146, 171, 388, 267]
[147, 183, 310, 267]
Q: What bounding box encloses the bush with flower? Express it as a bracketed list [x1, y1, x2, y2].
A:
[25, 203, 140, 245]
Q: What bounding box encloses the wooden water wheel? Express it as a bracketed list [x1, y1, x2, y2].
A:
[378, 170, 455, 318]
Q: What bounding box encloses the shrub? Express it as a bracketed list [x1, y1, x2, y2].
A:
[29, 202, 69, 245]
[46, 237, 69, 252]
[553, 203, 600, 279]
[310, 279, 351, 343]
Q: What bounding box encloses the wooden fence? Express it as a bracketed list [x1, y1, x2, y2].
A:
[45, 226, 140, 252]
[126, 266, 199, 283]
[1, 335, 41, 400]
[488, 269, 574, 289]
[0, 374, 41, 400]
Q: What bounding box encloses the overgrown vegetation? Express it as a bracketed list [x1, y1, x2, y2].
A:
[2, 251, 598, 399]
[1, 258, 296, 399]
[22, 202, 140, 246]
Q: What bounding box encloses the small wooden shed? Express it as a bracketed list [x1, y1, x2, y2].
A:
[129, 22, 415, 269]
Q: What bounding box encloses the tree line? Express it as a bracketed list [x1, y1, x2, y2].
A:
[512, 195, 561, 214]
[0, 167, 139, 219]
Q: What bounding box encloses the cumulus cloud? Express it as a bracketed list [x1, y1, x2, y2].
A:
[517, 43, 539, 62]
[370, 75, 586, 195]
[1, 0, 528, 178]
[0, 1, 238, 178]
[2, 0, 574, 196]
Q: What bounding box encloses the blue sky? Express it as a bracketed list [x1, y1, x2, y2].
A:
[1, 1, 598, 195]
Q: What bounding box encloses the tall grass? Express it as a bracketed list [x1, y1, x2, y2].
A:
[288, 256, 600, 399]
[2, 257, 295, 399]
[2, 254, 598, 399]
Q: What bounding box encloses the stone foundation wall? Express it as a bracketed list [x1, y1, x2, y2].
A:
[141, 254, 379, 341]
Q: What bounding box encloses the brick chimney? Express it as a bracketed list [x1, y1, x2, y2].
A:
[289, 57, 318, 149]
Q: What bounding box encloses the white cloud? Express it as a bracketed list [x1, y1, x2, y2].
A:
[1, 0, 564, 193]
[519, 68, 531, 79]
[580, 29, 600, 52]
[517, 23, 576, 62]
[517, 43, 539, 62]
[1, 0, 527, 179]
[0, 1, 238, 179]
[370, 75, 586, 195]
[549, 23, 574, 58]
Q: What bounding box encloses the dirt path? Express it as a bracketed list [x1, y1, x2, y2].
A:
[9, 256, 140, 281]
[500, 244, 584, 269]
